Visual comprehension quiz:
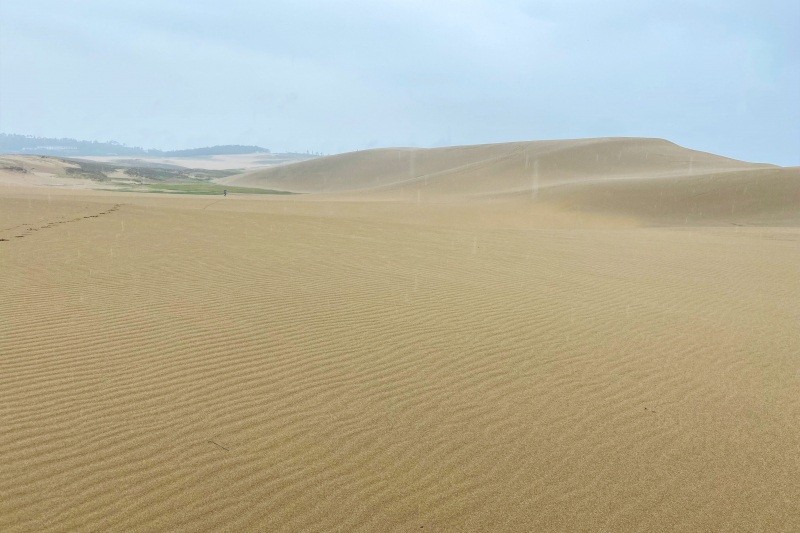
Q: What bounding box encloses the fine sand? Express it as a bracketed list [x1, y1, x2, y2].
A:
[1, 139, 799, 531]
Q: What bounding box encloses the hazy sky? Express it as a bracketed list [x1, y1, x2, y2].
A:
[1, 1, 798, 164]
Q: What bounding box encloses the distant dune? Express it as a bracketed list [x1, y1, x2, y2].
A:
[223, 138, 799, 226]
[0, 155, 95, 188]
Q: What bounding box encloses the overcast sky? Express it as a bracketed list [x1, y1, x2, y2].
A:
[1, 1, 798, 164]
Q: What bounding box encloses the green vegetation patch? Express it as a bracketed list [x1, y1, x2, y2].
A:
[121, 167, 239, 182]
[108, 183, 296, 195]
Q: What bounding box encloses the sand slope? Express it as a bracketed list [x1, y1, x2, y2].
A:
[1, 184, 799, 531]
[224, 138, 798, 226]
[0, 155, 98, 188]
[224, 138, 763, 192]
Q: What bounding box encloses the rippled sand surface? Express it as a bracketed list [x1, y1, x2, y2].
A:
[2, 139, 799, 531]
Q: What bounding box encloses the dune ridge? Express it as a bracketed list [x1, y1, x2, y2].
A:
[223, 138, 798, 226]
[224, 137, 773, 193]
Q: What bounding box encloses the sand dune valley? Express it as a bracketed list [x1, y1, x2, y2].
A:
[2, 137, 799, 531]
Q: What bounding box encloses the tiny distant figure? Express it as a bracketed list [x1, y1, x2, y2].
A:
[223, 189, 227, 197]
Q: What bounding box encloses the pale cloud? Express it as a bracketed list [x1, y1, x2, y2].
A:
[1, 0, 797, 164]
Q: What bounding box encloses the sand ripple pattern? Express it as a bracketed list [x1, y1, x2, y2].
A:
[1, 196, 799, 531]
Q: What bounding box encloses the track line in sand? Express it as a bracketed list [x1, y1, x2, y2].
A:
[0, 203, 123, 242]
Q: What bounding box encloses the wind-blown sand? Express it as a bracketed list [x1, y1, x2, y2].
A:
[2, 138, 799, 531]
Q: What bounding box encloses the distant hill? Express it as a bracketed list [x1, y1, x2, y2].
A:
[0, 134, 269, 157]
[222, 137, 798, 226]
[159, 145, 271, 157]
[225, 137, 772, 194]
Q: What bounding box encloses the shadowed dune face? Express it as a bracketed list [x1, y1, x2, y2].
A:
[527, 167, 800, 226]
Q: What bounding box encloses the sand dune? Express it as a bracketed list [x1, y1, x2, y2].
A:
[2, 138, 799, 531]
[0, 155, 96, 188]
[224, 138, 798, 226]
[224, 137, 772, 194]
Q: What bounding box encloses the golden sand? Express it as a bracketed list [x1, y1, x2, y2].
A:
[2, 139, 799, 531]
